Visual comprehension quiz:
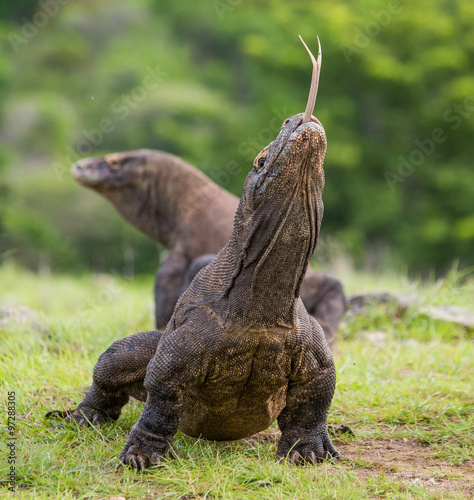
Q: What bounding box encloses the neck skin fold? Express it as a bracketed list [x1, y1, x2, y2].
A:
[221, 183, 320, 329]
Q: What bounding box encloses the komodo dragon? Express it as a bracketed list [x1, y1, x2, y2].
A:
[72, 140, 345, 350]
[49, 38, 340, 469]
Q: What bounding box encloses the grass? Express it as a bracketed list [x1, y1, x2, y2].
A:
[0, 262, 473, 499]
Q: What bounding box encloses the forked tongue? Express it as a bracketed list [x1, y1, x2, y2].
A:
[299, 35, 322, 123]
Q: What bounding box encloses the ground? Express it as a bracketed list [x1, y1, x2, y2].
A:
[0, 262, 472, 499]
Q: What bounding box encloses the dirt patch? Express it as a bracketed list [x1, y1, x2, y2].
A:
[335, 438, 473, 497]
[245, 432, 473, 497]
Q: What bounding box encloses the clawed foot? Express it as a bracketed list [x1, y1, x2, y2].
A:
[277, 425, 341, 465]
[45, 406, 112, 426]
[328, 424, 355, 436]
[119, 423, 172, 471]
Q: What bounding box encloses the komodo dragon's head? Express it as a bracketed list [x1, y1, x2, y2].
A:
[71, 148, 179, 245]
[223, 37, 326, 324]
[71, 149, 150, 191]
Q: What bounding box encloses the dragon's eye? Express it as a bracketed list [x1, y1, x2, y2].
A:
[282, 118, 290, 126]
[258, 156, 266, 168]
[109, 160, 120, 170]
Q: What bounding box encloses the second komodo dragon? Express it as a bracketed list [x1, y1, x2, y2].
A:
[50, 38, 341, 469]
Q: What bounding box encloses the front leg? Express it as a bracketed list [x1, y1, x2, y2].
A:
[119, 382, 179, 470]
[154, 252, 189, 328]
[47, 330, 161, 426]
[277, 317, 340, 464]
[276, 381, 339, 464]
[119, 326, 206, 470]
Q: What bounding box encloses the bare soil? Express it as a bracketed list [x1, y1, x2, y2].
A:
[246, 431, 473, 497]
[335, 439, 473, 497]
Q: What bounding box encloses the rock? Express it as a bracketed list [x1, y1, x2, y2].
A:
[0, 306, 47, 332]
[420, 305, 474, 331]
[346, 292, 396, 314]
[346, 291, 473, 332]
[347, 292, 420, 315]
[365, 331, 387, 347]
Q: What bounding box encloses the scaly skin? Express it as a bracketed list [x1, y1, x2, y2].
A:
[72, 149, 345, 350]
[51, 112, 340, 469]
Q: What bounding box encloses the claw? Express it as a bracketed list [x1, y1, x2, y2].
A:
[289, 450, 301, 464]
[129, 455, 138, 470]
[150, 453, 162, 467]
[299, 35, 322, 123]
[45, 410, 71, 419]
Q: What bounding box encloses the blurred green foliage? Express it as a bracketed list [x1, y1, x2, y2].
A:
[0, 0, 473, 276]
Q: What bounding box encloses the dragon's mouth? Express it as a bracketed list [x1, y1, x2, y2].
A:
[294, 116, 322, 131]
[71, 157, 133, 188]
[71, 159, 113, 186]
[288, 119, 323, 143]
